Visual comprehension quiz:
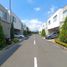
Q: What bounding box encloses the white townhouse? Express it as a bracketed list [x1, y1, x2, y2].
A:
[0, 4, 24, 39]
[9, 12, 22, 35]
[46, 5, 67, 35]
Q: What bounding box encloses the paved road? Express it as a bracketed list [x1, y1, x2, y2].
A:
[1, 34, 67, 67]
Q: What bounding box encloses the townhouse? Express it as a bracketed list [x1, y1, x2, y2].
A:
[0, 4, 24, 39]
[46, 5, 67, 35]
[0, 4, 11, 38]
[10, 12, 22, 35]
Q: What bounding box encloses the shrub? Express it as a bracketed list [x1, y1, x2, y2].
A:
[59, 17, 67, 43]
[0, 22, 6, 49]
[41, 29, 46, 37]
[23, 30, 27, 36]
[13, 38, 19, 43]
[55, 39, 67, 47]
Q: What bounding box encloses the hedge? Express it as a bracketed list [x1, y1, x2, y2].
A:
[55, 39, 67, 48]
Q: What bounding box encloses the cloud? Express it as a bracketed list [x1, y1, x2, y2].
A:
[48, 6, 56, 17]
[22, 19, 43, 31]
[34, 7, 41, 11]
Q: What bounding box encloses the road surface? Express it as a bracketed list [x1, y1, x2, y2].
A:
[1, 34, 67, 67]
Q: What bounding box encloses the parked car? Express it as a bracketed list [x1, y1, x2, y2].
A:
[45, 32, 58, 39]
[14, 34, 25, 38]
[18, 36, 24, 41]
[14, 34, 25, 41]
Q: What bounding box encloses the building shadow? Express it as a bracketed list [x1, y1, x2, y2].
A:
[0, 44, 21, 66]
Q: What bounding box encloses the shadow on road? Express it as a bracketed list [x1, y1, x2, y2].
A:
[0, 44, 21, 66]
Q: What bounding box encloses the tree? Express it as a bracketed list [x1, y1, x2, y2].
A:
[26, 27, 32, 35]
[23, 27, 32, 36]
[23, 30, 27, 36]
[0, 22, 5, 48]
[41, 29, 46, 37]
[59, 17, 67, 43]
[10, 22, 14, 40]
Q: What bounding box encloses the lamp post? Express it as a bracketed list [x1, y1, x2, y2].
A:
[9, 0, 11, 23]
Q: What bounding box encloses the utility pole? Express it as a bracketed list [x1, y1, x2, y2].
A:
[9, 0, 11, 23]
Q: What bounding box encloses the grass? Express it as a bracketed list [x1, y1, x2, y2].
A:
[55, 39, 67, 48]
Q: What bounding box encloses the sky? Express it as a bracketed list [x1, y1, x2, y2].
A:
[0, 0, 67, 31]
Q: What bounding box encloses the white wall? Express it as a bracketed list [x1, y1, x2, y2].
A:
[47, 9, 63, 30]
[39, 23, 46, 32]
[13, 17, 21, 30]
[11, 12, 22, 30]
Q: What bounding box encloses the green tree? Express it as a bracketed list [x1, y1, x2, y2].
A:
[0, 22, 5, 48]
[10, 22, 14, 40]
[59, 17, 67, 43]
[26, 27, 32, 35]
[23, 27, 32, 36]
[41, 29, 46, 37]
[23, 30, 27, 36]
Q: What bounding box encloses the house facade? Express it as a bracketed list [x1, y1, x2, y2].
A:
[10, 12, 22, 35]
[46, 6, 67, 35]
[0, 4, 11, 38]
[0, 4, 24, 39]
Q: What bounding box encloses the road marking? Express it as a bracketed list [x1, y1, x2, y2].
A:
[34, 57, 37, 67]
[34, 40, 36, 45]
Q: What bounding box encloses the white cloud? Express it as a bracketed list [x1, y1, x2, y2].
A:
[48, 6, 56, 17]
[22, 19, 43, 31]
[34, 7, 41, 11]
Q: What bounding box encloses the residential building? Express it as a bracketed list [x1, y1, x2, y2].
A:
[39, 23, 47, 34]
[46, 5, 67, 35]
[0, 4, 24, 39]
[10, 12, 22, 35]
[0, 4, 11, 38]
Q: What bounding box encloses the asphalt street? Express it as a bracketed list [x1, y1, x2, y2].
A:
[1, 34, 67, 67]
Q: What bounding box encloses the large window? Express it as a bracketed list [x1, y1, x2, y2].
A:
[53, 15, 57, 22]
[0, 10, 7, 20]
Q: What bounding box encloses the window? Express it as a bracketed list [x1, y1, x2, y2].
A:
[3, 12, 7, 20]
[48, 20, 50, 24]
[0, 10, 3, 18]
[12, 16, 16, 23]
[0, 10, 7, 20]
[53, 15, 57, 22]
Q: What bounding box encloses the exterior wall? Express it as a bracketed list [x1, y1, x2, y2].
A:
[0, 20, 11, 38]
[60, 6, 67, 29]
[39, 23, 48, 35]
[21, 22, 24, 34]
[47, 9, 63, 30]
[63, 6, 67, 19]
[10, 12, 22, 35]
[11, 12, 22, 30]
[46, 6, 67, 35]
[0, 4, 24, 38]
[0, 4, 11, 38]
